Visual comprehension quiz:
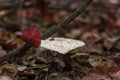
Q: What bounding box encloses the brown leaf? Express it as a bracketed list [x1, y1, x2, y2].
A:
[82, 73, 111, 80]
[0, 39, 17, 50]
[2, 65, 18, 73]
[19, 70, 35, 77]
[0, 76, 12, 80]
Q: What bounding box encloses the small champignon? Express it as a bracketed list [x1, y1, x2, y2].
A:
[22, 28, 41, 48]
[40, 37, 85, 69]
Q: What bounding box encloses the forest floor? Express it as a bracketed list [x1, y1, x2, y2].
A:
[0, 0, 120, 80]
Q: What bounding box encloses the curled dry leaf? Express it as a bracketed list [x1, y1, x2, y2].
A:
[88, 58, 102, 68]
[40, 37, 85, 54]
[17, 66, 27, 72]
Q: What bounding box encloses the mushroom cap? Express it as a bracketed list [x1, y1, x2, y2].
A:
[22, 28, 41, 48]
[40, 37, 85, 54]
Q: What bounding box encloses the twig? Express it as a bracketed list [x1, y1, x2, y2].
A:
[0, 41, 31, 61]
[0, 0, 93, 62]
[41, 0, 93, 39]
[0, 46, 24, 61]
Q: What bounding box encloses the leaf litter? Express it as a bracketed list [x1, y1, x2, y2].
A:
[0, 0, 120, 80]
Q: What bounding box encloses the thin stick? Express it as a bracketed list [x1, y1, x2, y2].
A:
[0, 41, 31, 61]
[0, 0, 93, 62]
[41, 0, 93, 39]
[0, 46, 23, 61]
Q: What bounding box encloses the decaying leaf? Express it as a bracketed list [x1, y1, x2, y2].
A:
[55, 57, 65, 67]
[111, 71, 120, 79]
[107, 36, 120, 43]
[2, 65, 18, 73]
[40, 37, 85, 54]
[108, 66, 120, 79]
[82, 73, 111, 80]
[0, 76, 12, 80]
[17, 66, 27, 72]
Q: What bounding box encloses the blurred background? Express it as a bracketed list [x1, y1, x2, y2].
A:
[0, 0, 120, 37]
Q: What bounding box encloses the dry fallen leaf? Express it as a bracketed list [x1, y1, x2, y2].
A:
[82, 73, 111, 80]
[2, 65, 18, 73]
[0, 76, 12, 80]
[111, 71, 120, 79]
[40, 37, 85, 54]
[17, 66, 27, 72]
[108, 67, 120, 79]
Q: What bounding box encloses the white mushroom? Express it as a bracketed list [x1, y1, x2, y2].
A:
[40, 37, 85, 54]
